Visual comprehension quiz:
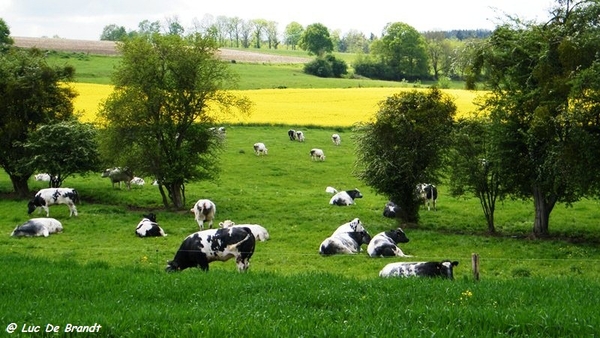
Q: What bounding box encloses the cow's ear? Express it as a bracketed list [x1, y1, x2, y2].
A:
[452, 261, 459, 266]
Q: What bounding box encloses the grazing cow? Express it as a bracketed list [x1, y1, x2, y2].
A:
[310, 148, 326, 161]
[135, 213, 167, 237]
[319, 218, 372, 255]
[296, 130, 305, 142]
[326, 186, 363, 206]
[332, 133, 341, 146]
[102, 167, 134, 190]
[367, 228, 412, 258]
[219, 220, 270, 242]
[417, 183, 438, 211]
[379, 260, 459, 279]
[287, 129, 296, 141]
[130, 177, 145, 186]
[166, 227, 256, 272]
[27, 188, 79, 217]
[253, 142, 268, 156]
[11, 218, 63, 237]
[383, 201, 399, 218]
[191, 199, 216, 230]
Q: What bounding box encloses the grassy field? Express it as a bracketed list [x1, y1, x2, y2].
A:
[2, 48, 599, 336]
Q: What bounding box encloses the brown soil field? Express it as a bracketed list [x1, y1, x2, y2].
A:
[12, 36, 310, 63]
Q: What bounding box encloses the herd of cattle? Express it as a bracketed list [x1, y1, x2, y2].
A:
[10, 128, 457, 280]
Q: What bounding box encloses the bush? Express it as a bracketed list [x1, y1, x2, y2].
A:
[353, 57, 397, 81]
[303, 55, 347, 78]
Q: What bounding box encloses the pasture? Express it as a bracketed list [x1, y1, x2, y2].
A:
[1, 125, 600, 336]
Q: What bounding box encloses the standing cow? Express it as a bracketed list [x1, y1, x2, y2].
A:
[332, 133, 341, 146]
[310, 148, 325, 161]
[287, 129, 296, 141]
[27, 188, 79, 217]
[191, 199, 216, 230]
[253, 142, 268, 156]
[417, 183, 438, 211]
[102, 167, 134, 190]
[379, 260, 459, 279]
[367, 228, 412, 258]
[166, 227, 256, 272]
[296, 130, 305, 142]
[319, 218, 372, 255]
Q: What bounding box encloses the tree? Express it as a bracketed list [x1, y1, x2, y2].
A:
[165, 16, 185, 36]
[251, 19, 268, 49]
[298, 23, 333, 56]
[0, 48, 76, 197]
[448, 117, 504, 233]
[22, 120, 100, 187]
[473, 0, 600, 237]
[353, 88, 456, 223]
[97, 33, 252, 209]
[100, 24, 127, 41]
[341, 30, 369, 53]
[376, 22, 430, 81]
[283, 22, 303, 50]
[266, 21, 279, 49]
[0, 18, 14, 49]
[137, 20, 161, 37]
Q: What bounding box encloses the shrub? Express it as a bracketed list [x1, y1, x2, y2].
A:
[303, 55, 347, 78]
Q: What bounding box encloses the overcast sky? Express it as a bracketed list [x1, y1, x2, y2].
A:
[1, 0, 555, 41]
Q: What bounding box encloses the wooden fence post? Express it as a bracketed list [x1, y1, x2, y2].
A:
[472, 253, 480, 281]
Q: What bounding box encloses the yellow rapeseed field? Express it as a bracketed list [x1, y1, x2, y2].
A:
[73, 83, 483, 126]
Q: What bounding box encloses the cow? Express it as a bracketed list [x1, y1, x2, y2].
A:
[319, 218, 372, 255]
[253, 142, 268, 156]
[219, 220, 270, 242]
[326, 186, 363, 206]
[332, 133, 341, 146]
[383, 201, 399, 218]
[296, 130, 305, 142]
[27, 188, 79, 217]
[310, 148, 325, 161]
[165, 227, 256, 272]
[11, 218, 63, 237]
[379, 260, 459, 279]
[287, 129, 296, 141]
[417, 183, 438, 211]
[34, 173, 52, 182]
[367, 228, 412, 258]
[102, 167, 134, 190]
[130, 177, 145, 186]
[191, 199, 216, 230]
[135, 213, 167, 237]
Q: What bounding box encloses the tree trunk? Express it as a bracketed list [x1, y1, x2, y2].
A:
[10, 174, 30, 198]
[165, 182, 186, 210]
[532, 187, 557, 238]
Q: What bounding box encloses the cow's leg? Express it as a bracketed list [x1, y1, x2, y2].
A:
[68, 202, 78, 217]
[43, 206, 50, 217]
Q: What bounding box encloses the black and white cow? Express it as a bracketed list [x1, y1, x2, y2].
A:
[190, 199, 216, 230]
[319, 218, 372, 255]
[367, 228, 412, 258]
[326, 186, 363, 206]
[332, 133, 341, 146]
[417, 183, 438, 211]
[379, 260, 459, 279]
[383, 201, 399, 218]
[135, 213, 167, 237]
[102, 167, 134, 190]
[296, 130, 305, 142]
[253, 142, 268, 156]
[11, 218, 63, 237]
[166, 227, 256, 272]
[310, 148, 325, 161]
[27, 188, 79, 217]
[288, 129, 296, 141]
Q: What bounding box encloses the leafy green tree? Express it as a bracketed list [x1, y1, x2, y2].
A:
[376, 22, 430, 81]
[283, 22, 304, 50]
[97, 33, 251, 209]
[298, 23, 333, 56]
[266, 21, 279, 49]
[165, 16, 185, 36]
[0, 48, 76, 197]
[0, 18, 14, 49]
[353, 88, 456, 223]
[473, 0, 600, 237]
[251, 19, 268, 48]
[100, 24, 127, 41]
[23, 120, 100, 187]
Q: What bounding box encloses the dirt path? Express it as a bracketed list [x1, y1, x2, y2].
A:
[12, 36, 309, 63]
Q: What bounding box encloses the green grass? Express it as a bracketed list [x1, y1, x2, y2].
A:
[1, 126, 600, 336]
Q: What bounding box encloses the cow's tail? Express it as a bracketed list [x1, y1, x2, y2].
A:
[326, 186, 337, 194]
[226, 229, 254, 252]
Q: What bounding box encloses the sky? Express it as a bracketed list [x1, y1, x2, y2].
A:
[1, 0, 555, 41]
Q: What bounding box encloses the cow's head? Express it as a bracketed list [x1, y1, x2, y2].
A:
[388, 228, 409, 244]
[27, 196, 45, 214]
[437, 260, 459, 279]
[219, 220, 236, 228]
[143, 213, 157, 223]
[165, 260, 180, 272]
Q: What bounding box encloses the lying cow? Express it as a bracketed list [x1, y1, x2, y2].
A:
[135, 213, 167, 237]
[367, 228, 412, 258]
[332, 133, 341, 146]
[191, 199, 216, 230]
[253, 142, 268, 156]
[310, 148, 325, 161]
[166, 227, 256, 272]
[379, 260, 459, 279]
[27, 188, 79, 217]
[288, 129, 296, 141]
[326, 186, 363, 206]
[383, 201, 399, 218]
[102, 167, 134, 190]
[130, 177, 145, 186]
[417, 183, 438, 211]
[219, 220, 270, 242]
[11, 218, 63, 237]
[319, 218, 371, 255]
